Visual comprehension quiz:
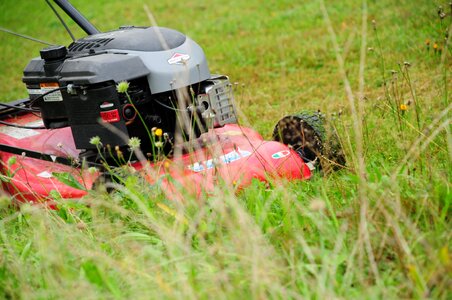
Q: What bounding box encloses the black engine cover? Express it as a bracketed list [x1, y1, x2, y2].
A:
[64, 84, 127, 149]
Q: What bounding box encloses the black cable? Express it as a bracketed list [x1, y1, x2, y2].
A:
[0, 102, 39, 112]
[0, 88, 68, 129]
[0, 120, 45, 130]
[154, 98, 187, 112]
[45, 0, 76, 42]
[0, 27, 55, 46]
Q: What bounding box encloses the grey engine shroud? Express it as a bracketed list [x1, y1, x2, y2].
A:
[22, 26, 237, 156]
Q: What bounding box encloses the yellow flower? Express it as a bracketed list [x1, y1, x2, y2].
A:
[155, 128, 163, 137]
[433, 43, 438, 50]
[399, 104, 408, 111]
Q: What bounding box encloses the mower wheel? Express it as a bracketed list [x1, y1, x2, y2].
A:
[272, 111, 345, 170]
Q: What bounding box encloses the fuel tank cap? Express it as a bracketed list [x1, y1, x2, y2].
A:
[40, 45, 68, 61]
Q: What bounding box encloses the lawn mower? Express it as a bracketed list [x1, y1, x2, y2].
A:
[0, 0, 339, 202]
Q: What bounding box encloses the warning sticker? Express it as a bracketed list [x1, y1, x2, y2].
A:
[27, 88, 43, 95]
[0, 120, 43, 140]
[40, 82, 63, 102]
[0, 126, 39, 140]
[26, 119, 45, 127]
[188, 148, 252, 172]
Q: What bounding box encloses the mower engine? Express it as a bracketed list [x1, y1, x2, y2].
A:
[22, 26, 237, 160]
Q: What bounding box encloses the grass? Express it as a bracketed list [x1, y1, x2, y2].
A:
[0, 0, 451, 298]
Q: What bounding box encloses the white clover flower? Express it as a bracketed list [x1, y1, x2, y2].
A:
[128, 137, 141, 150]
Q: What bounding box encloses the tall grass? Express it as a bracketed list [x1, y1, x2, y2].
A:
[0, 0, 451, 299]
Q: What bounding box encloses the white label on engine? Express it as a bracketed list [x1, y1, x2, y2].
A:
[42, 88, 63, 102]
[40, 83, 63, 102]
[27, 88, 43, 95]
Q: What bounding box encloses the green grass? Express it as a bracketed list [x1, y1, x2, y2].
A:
[0, 0, 451, 298]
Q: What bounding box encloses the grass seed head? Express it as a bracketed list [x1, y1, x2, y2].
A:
[7, 156, 16, 166]
[88, 167, 98, 174]
[89, 136, 101, 146]
[116, 81, 130, 93]
[309, 198, 326, 211]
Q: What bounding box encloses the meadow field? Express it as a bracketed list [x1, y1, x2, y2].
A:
[0, 0, 450, 298]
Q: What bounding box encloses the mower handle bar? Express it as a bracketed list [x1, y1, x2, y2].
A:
[53, 0, 100, 35]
